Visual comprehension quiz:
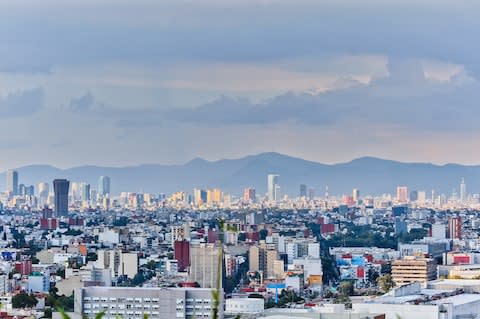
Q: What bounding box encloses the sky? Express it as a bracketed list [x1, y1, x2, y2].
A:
[1, 0, 480, 169]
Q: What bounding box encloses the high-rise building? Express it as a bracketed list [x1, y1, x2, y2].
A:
[189, 243, 222, 289]
[248, 241, 279, 278]
[267, 174, 280, 202]
[300, 184, 307, 198]
[53, 179, 70, 217]
[308, 188, 315, 200]
[193, 188, 208, 206]
[25, 185, 34, 196]
[448, 216, 462, 239]
[18, 184, 25, 196]
[38, 182, 49, 198]
[174, 240, 190, 272]
[98, 176, 111, 197]
[409, 190, 418, 202]
[6, 169, 18, 196]
[417, 191, 427, 204]
[81, 183, 91, 201]
[396, 186, 408, 203]
[460, 178, 466, 204]
[352, 188, 360, 202]
[243, 188, 256, 202]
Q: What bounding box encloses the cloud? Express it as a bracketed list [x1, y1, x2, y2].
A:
[1, 1, 480, 76]
[0, 88, 44, 118]
[66, 58, 480, 134]
[152, 59, 480, 132]
[69, 92, 96, 112]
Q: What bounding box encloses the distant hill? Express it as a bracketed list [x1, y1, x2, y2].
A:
[0, 152, 477, 197]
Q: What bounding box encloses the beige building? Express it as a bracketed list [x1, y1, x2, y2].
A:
[189, 243, 222, 289]
[392, 256, 437, 287]
[248, 241, 279, 278]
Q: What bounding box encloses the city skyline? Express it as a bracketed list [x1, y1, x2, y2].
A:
[3, 152, 480, 197]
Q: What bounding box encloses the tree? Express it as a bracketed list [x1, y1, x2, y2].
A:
[259, 229, 268, 240]
[12, 291, 38, 308]
[339, 280, 354, 296]
[368, 268, 380, 285]
[377, 274, 395, 292]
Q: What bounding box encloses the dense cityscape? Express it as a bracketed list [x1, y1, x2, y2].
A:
[2, 0, 480, 319]
[0, 168, 478, 319]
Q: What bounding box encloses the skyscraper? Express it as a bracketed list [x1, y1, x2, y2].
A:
[37, 182, 49, 198]
[98, 176, 111, 197]
[243, 188, 256, 202]
[352, 188, 360, 202]
[81, 183, 91, 201]
[300, 184, 307, 198]
[460, 178, 466, 204]
[396, 186, 408, 203]
[6, 169, 18, 196]
[53, 179, 70, 217]
[267, 174, 280, 201]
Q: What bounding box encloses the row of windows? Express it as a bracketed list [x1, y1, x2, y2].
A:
[85, 304, 168, 310]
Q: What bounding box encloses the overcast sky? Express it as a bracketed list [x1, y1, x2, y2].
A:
[1, 0, 480, 169]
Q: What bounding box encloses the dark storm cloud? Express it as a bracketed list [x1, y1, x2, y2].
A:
[0, 88, 44, 117]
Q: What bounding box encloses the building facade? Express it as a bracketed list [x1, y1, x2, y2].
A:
[75, 286, 222, 319]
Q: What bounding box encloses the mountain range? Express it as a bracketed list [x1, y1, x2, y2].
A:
[0, 152, 477, 197]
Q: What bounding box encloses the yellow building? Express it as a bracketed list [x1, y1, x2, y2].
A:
[392, 256, 437, 287]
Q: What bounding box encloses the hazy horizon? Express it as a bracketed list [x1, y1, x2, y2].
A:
[4, 151, 480, 172]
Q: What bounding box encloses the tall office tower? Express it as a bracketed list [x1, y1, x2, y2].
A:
[25, 185, 34, 196]
[409, 190, 418, 202]
[300, 184, 307, 198]
[267, 174, 280, 201]
[18, 184, 26, 196]
[71, 182, 81, 201]
[417, 191, 427, 204]
[189, 243, 222, 288]
[448, 216, 462, 239]
[243, 187, 256, 202]
[38, 182, 49, 198]
[460, 178, 466, 204]
[98, 176, 111, 197]
[193, 188, 207, 206]
[53, 179, 70, 217]
[211, 188, 222, 204]
[6, 169, 18, 196]
[81, 183, 91, 201]
[308, 188, 315, 200]
[352, 188, 360, 202]
[396, 186, 408, 203]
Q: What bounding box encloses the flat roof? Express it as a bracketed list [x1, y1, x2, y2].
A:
[429, 279, 480, 286]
